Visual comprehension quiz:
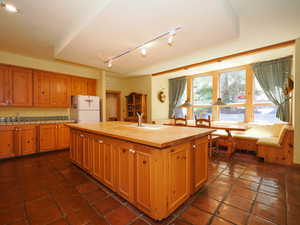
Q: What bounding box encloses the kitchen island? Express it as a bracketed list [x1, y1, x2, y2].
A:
[67, 122, 214, 220]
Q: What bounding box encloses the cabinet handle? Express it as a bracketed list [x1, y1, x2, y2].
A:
[80, 134, 84, 138]
[129, 149, 136, 154]
[193, 144, 196, 149]
[98, 140, 103, 144]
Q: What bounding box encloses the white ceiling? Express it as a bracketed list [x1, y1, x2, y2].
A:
[0, 0, 299, 76]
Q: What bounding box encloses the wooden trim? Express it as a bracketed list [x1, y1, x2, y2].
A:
[293, 163, 300, 168]
[152, 40, 295, 76]
[106, 90, 121, 121]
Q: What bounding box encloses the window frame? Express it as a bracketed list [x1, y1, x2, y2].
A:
[188, 64, 278, 123]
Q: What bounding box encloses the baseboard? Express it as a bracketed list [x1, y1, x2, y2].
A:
[292, 163, 300, 168]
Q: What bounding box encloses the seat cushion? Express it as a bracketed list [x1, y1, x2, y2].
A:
[257, 137, 281, 147]
[212, 130, 228, 136]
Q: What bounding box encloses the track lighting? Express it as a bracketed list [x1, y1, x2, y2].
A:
[168, 29, 176, 46]
[103, 26, 182, 68]
[0, 1, 18, 13]
[107, 59, 112, 68]
[140, 47, 147, 57]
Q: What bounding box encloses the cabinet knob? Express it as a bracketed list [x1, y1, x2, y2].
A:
[80, 134, 84, 137]
[142, 160, 147, 164]
[193, 144, 196, 149]
[129, 149, 136, 154]
[98, 140, 103, 144]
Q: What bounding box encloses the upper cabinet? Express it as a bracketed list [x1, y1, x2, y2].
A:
[0, 65, 33, 107]
[71, 76, 97, 96]
[34, 71, 71, 107]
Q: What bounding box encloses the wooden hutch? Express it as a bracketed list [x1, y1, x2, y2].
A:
[125, 92, 147, 122]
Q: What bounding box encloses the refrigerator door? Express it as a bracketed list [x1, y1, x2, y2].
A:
[76, 110, 100, 123]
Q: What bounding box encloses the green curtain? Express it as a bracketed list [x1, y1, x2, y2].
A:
[168, 77, 187, 118]
[252, 56, 292, 122]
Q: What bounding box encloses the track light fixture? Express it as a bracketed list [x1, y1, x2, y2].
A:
[140, 47, 147, 57]
[104, 26, 182, 68]
[0, 1, 19, 13]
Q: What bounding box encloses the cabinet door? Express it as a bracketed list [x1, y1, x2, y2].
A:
[70, 130, 76, 162]
[0, 65, 10, 106]
[192, 138, 208, 192]
[10, 66, 33, 106]
[92, 135, 105, 182]
[71, 77, 88, 96]
[39, 124, 57, 152]
[0, 126, 16, 159]
[102, 137, 116, 189]
[87, 79, 96, 96]
[50, 74, 70, 107]
[18, 125, 37, 155]
[168, 143, 190, 211]
[82, 134, 93, 172]
[117, 142, 134, 201]
[135, 145, 154, 212]
[56, 124, 70, 149]
[33, 71, 51, 106]
[74, 132, 84, 166]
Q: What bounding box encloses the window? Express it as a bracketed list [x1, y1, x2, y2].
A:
[254, 78, 271, 103]
[193, 107, 212, 119]
[192, 76, 213, 119]
[193, 76, 212, 105]
[253, 105, 281, 123]
[220, 70, 246, 104]
[220, 107, 245, 122]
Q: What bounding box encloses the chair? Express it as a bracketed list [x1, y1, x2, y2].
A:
[195, 115, 220, 157]
[174, 115, 188, 126]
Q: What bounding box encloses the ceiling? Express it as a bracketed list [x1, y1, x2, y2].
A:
[0, 0, 299, 76]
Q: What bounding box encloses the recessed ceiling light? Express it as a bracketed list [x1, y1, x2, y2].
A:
[1, 1, 19, 13]
[140, 47, 147, 57]
[107, 59, 113, 68]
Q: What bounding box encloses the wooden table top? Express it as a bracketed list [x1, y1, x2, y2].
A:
[165, 120, 249, 131]
[67, 121, 215, 149]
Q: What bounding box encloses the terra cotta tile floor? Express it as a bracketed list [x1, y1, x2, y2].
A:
[0, 150, 300, 225]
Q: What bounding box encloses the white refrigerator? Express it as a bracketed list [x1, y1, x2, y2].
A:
[70, 95, 101, 123]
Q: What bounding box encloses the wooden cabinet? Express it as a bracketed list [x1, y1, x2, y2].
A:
[69, 128, 208, 220]
[0, 65, 10, 106]
[34, 71, 70, 107]
[15, 125, 37, 156]
[39, 123, 70, 152]
[191, 137, 208, 192]
[167, 143, 191, 212]
[0, 126, 16, 159]
[125, 92, 147, 122]
[0, 65, 33, 106]
[71, 77, 97, 96]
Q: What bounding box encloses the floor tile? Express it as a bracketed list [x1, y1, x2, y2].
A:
[83, 189, 108, 203]
[192, 194, 220, 214]
[247, 215, 277, 225]
[67, 206, 107, 225]
[180, 205, 212, 225]
[131, 219, 150, 225]
[0, 204, 26, 225]
[93, 196, 122, 215]
[105, 206, 138, 225]
[210, 216, 233, 225]
[224, 193, 254, 212]
[76, 181, 99, 194]
[252, 202, 286, 225]
[216, 203, 249, 225]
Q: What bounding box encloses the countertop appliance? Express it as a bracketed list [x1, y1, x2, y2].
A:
[70, 95, 101, 123]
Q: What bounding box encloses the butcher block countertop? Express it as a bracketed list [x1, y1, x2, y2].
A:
[67, 121, 214, 148]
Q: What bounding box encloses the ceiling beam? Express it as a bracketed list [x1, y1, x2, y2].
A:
[152, 40, 295, 76]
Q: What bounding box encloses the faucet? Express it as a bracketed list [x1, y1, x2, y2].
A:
[136, 112, 143, 127]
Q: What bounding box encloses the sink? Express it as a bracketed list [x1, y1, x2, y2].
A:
[126, 124, 166, 129]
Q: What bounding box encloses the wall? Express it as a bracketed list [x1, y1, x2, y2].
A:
[151, 76, 169, 121]
[294, 38, 300, 164]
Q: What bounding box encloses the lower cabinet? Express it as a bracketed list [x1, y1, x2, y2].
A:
[69, 128, 209, 220]
[15, 125, 37, 156]
[0, 126, 16, 159]
[39, 123, 70, 152]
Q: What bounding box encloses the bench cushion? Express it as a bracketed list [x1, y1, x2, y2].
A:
[257, 137, 281, 147]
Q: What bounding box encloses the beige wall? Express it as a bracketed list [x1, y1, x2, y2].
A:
[0, 107, 69, 117]
[294, 38, 300, 163]
[151, 76, 169, 121]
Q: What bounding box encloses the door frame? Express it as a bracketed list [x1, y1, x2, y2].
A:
[106, 90, 121, 121]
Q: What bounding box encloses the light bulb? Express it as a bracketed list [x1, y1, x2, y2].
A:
[2, 3, 18, 13]
[168, 29, 176, 46]
[140, 47, 147, 57]
[107, 59, 112, 68]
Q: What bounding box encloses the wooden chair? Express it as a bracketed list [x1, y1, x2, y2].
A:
[174, 115, 188, 126]
[195, 115, 220, 157]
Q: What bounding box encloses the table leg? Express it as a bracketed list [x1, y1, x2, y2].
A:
[225, 130, 235, 158]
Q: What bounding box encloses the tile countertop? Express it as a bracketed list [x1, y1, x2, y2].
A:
[0, 120, 76, 125]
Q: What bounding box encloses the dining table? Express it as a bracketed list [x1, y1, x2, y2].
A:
[164, 120, 249, 157]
